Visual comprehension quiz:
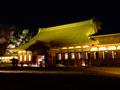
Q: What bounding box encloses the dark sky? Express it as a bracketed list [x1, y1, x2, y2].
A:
[0, 4, 120, 35]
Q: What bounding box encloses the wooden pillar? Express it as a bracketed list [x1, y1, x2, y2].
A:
[108, 51, 112, 60]
[116, 50, 120, 60]
[90, 52, 94, 60]
[98, 51, 104, 60]
[48, 50, 56, 66]
[75, 52, 79, 66]
[82, 52, 86, 60]
[62, 53, 65, 65]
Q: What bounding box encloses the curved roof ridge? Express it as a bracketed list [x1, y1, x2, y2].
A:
[38, 19, 93, 32]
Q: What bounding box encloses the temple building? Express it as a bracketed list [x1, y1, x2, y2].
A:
[1, 19, 120, 67]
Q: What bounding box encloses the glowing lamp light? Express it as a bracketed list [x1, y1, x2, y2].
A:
[2, 57, 5, 59]
[14, 56, 18, 59]
[6, 57, 8, 59]
[108, 46, 116, 50]
[24, 55, 27, 61]
[31, 64, 39, 67]
[9, 57, 11, 59]
[7, 57, 10, 59]
[99, 47, 107, 51]
[82, 61, 86, 66]
[58, 54, 62, 60]
[90, 47, 98, 51]
[83, 45, 89, 48]
[41, 55, 45, 60]
[6, 57, 9, 59]
[65, 53, 68, 60]
[75, 46, 81, 48]
[71, 53, 75, 59]
[28, 55, 32, 61]
[23, 64, 28, 67]
[61, 47, 67, 49]
[20, 55, 22, 61]
[10, 56, 14, 59]
[18, 51, 22, 54]
[78, 53, 82, 59]
[23, 50, 26, 53]
[4, 57, 6, 59]
[117, 46, 120, 50]
[68, 47, 74, 49]
[37, 56, 42, 62]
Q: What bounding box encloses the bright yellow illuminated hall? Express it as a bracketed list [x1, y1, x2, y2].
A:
[6, 19, 120, 67]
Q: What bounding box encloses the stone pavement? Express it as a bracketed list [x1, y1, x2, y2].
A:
[84, 67, 120, 78]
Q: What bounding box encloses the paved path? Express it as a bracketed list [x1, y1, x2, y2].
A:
[85, 67, 120, 78]
[1, 67, 120, 90]
[0, 70, 84, 74]
[1, 66, 120, 78]
[0, 66, 86, 74]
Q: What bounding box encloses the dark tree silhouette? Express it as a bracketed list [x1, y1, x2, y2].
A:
[0, 25, 16, 55]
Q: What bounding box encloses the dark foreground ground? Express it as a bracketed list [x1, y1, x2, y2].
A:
[0, 67, 120, 90]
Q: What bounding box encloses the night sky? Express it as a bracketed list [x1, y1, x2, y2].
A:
[0, 4, 120, 35]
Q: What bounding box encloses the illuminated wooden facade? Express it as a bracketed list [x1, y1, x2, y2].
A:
[7, 19, 120, 67]
[17, 50, 32, 65]
[48, 43, 120, 66]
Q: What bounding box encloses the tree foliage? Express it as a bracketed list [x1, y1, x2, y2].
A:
[7, 29, 33, 49]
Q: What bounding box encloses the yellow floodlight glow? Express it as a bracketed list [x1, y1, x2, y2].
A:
[71, 53, 75, 59]
[23, 64, 28, 67]
[82, 45, 89, 48]
[65, 53, 68, 60]
[99, 47, 107, 51]
[24, 55, 27, 61]
[28, 55, 32, 61]
[7, 57, 10, 59]
[18, 51, 22, 54]
[2, 57, 5, 59]
[68, 47, 74, 49]
[10, 56, 14, 59]
[6, 57, 9, 59]
[117, 46, 120, 50]
[75, 46, 81, 48]
[8, 57, 11, 59]
[20, 55, 22, 61]
[82, 61, 86, 66]
[108, 46, 116, 50]
[4, 57, 6, 59]
[14, 56, 18, 59]
[58, 54, 62, 60]
[90, 47, 98, 51]
[61, 47, 67, 49]
[22, 50, 26, 53]
[10, 57, 13, 59]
